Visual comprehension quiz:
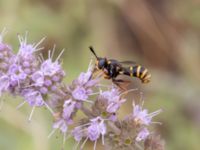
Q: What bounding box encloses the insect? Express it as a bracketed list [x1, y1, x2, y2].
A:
[89, 46, 151, 89]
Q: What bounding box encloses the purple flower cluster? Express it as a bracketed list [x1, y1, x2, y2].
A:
[0, 29, 15, 95]
[0, 29, 164, 150]
[132, 103, 162, 142]
[72, 116, 106, 149]
[0, 30, 65, 120]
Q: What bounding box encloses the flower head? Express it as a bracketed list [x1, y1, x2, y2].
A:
[0, 75, 10, 95]
[87, 117, 106, 141]
[136, 128, 150, 142]
[8, 64, 27, 85]
[0, 29, 14, 74]
[98, 87, 126, 113]
[16, 34, 44, 76]
[41, 59, 62, 76]
[72, 126, 84, 142]
[19, 48, 66, 109]
[51, 98, 76, 134]
[72, 86, 91, 101]
[62, 99, 76, 120]
[132, 104, 162, 126]
[31, 49, 65, 93]
[72, 116, 106, 149]
[22, 89, 44, 107]
[53, 118, 69, 133]
[31, 71, 44, 86]
[69, 62, 99, 102]
[18, 33, 45, 56]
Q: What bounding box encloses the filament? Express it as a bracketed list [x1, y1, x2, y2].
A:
[56, 49, 65, 62]
[88, 92, 100, 96]
[119, 88, 138, 97]
[33, 37, 46, 49]
[16, 101, 26, 110]
[102, 135, 105, 145]
[51, 44, 56, 59]
[47, 128, 57, 139]
[80, 137, 88, 149]
[28, 106, 36, 122]
[93, 140, 97, 150]
[73, 140, 81, 150]
[43, 101, 55, 115]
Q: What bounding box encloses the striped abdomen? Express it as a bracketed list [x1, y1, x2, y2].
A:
[123, 65, 151, 83]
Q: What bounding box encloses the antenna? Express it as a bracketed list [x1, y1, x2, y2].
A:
[89, 46, 98, 59]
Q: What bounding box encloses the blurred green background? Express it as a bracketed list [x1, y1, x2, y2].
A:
[0, 0, 200, 150]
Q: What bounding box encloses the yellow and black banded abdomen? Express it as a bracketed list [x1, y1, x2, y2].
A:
[124, 66, 151, 83]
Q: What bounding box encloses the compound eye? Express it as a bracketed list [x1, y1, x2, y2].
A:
[98, 59, 106, 69]
[98, 63, 103, 69]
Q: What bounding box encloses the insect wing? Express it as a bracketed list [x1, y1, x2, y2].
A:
[119, 60, 136, 65]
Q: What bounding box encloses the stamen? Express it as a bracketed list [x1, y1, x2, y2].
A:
[102, 135, 105, 145]
[132, 100, 136, 108]
[99, 88, 103, 94]
[51, 44, 56, 59]
[88, 92, 100, 96]
[1, 27, 8, 36]
[33, 37, 46, 49]
[75, 122, 91, 128]
[0, 27, 7, 42]
[141, 100, 144, 109]
[43, 101, 55, 115]
[151, 121, 162, 125]
[93, 140, 97, 150]
[80, 137, 88, 149]
[47, 128, 57, 139]
[102, 118, 110, 121]
[17, 34, 23, 44]
[16, 101, 26, 110]
[37, 56, 42, 63]
[79, 99, 94, 104]
[55, 89, 67, 97]
[139, 92, 144, 107]
[48, 50, 51, 59]
[34, 47, 44, 52]
[39, 53, 45, 62]
[56, 49, 65, 62]
[24, 31, 28, 45]
[62, 132, 66, 147]
[73, 140, 80, 150]
[119, 88, 138, 97]
[148, 109, 162, 118]
[60, 60, 64, 65]
[71, 128, 85, 137]
[62, 133, 72, 147]
[28, 106, 36, 122]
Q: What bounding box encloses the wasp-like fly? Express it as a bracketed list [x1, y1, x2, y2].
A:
[89, 46, 151, 89]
